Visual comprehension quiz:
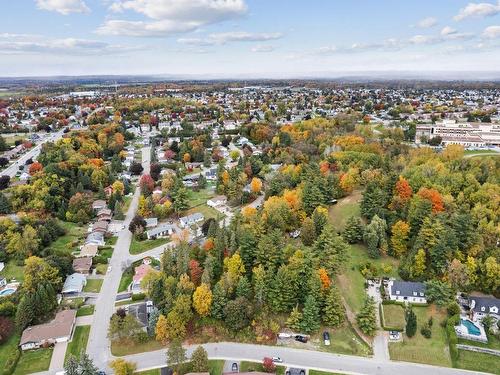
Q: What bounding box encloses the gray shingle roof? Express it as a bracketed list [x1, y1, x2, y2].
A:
[391, 281, 426, 297]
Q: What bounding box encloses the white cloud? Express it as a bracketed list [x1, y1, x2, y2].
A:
[177, 31, 283, 45]
[35, 0, 90, 15]
[251, 45, 275, 53]
[482, 25, 500, 38]
[99, 0, 247, 37]
[0, 34, 138, 55]
[454, 1, 500, 21]
[416, 17, 438, 28]
[441, 26, 457, 36]
[409, 34, 438, 44]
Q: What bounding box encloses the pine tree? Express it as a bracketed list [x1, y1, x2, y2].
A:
[286, 305, 303, 331]
[300, 217, 316, 246]
[356, 296, 376, 336]
[79, 353, 99, 375]
[343, 216, 363, 244]
[16, 294, 35, 329]
[191, 346, 209, 372]
[405, 308, 417, 338]
[300, 295, 321, 334]
[0, 192, 11, 214]
[210, 281, 227, 319]
[323, 286, 345, 327]
[313, 226, 349, 275]
[236, 277, 252, 299]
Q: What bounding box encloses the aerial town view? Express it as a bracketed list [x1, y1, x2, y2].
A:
[0, 1, 499, 375]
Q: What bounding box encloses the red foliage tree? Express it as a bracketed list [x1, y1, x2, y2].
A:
[28, 161, 43, 175]
[139, 174, 155, 194]
[395, 176, 412, 201]
[262, 358, 276, 373]
[0, 316, 14, 344]
[418, 187, 444, 213]
[189, 259, 203, 285]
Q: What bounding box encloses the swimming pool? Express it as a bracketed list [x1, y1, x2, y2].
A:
[461, 319, 481, 336]
[0, 288, 16, 297]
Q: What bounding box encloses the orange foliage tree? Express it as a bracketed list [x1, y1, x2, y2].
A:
[417, 187, 444, 213]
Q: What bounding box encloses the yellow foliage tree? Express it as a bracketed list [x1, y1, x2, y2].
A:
[250, 177, 262, 194]
[192, 283, 213, 317]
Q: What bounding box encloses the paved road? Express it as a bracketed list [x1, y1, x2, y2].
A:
[124, 342, 487, 375]
[0, 130, 65, 178]
[85, 146, 151, 370]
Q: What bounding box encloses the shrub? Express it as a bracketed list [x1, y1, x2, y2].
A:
[0, 316, 14, 344]
[131, 293, 145, 301]
[262, 357, 276, 373]
[446, 314, 460, 363]
[446, 302, 460, 316]
[420, 323, 432, 338]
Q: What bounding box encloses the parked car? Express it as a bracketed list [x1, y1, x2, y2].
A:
[389, 331, 401, 340]
[272, 357, 283, 363]
[295, 334, 308, 343]
[231, 363, 238, 372]
[323, 331, 331, 346]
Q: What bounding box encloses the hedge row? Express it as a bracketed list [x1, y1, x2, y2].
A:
[446, 314, 460, 365]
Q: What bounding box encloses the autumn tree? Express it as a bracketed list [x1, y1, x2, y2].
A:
[417, 187, 444, 213]
[191, 346, 209, 372]
[250, 177, 263, 194]
[390, 220, 410, 258]
[110, 359, 136, 375]
[193, 283, 212, 317]
[139, 174, 155, 195]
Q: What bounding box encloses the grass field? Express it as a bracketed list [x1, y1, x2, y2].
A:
[130, 237, 169, 255]
[208, 359, 225, 375]
[1, 259, 24, 281]
[455, 350, 500, 374]
[328, 190, 362, 232]
[0, 333, 20, 370]
[389, 305, 451, 367]
[337, 244, 399, 313]
[106, 236, 118, 246]
[14, 348, 52, 375]
[111, 338, 164, 356]
[118, 269, 133, 293]
[316, 323, 372, 357]
[83, 279, 103, 293]
[184, 204, 223, 221]
[51, 221, 87, 255]
[65, 325, 90, 363]
[76, 305, 95, 317]
[240, 361, 285, 375]
[187, 188, 216, 208]
[381, 304, 406, 330]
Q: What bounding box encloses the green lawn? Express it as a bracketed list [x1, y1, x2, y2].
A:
[111, 338, 164, 356]
[0, 333, 20, 370]
[309, 371, 350, 375]
[135, 370, 160, 375]
[464, 149, 499, 155]
[208, 359, 225, 375]
[50, 221, 87, 255]
[83, 279, 103, 293]
[118, 269, 133, 293]
[76, 305, 95, 317]
[455, 350, 500, 374]
[328, 190, 362, 232]
[14, 348, 52, 375]
[240, 361, 285, 375]
[316, 323, 372, 357]
[337, 244, 399, 313]
[187, 188, 216, 208]
[65, 325, 90, 363]
[130, 237, 169, 255]
[184, 204, 223, 221]
[389, 305, 451, 367]
[458, 331, 500, 350]
[381, 304, 406, 331]
[0, 259, 24, 282]
[106, 236, 118, 246]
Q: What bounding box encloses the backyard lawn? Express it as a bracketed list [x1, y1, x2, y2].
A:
[14, 348, 53, 375]
[455, 350, 500, 374]
[381, 304, 406, 331]
[0, 333, 20, 371]
[118, 269, 133, 293]
[83, 279, 103, 293]
[65, 325, 90, 362]
[184, 204, 223, 221]
[51, 221, 87, 255]
[337, 244, 399, 313]
[187, 188, 216, 208]
[1, 260, 24, 281]
[130, 237, 169, 255]
[76, 305, 95, 317]
[328, 190, 362, 232]
[389, 305, 451, 367]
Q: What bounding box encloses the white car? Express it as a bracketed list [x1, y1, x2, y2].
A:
[272, 357, 283, 363]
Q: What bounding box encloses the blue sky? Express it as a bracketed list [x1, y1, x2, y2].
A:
[2, 0, 500, 77]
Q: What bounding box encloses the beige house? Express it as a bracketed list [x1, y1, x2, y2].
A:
[19, 310, 76, 350]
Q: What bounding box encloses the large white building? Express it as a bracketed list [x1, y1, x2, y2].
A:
[415, 119, 500, 148]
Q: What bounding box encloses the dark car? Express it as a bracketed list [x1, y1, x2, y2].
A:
[323, 331, 331, 346]
[231, 363, 238, 372]
[295, 334, 308, 343]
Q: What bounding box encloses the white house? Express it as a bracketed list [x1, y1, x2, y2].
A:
[146, 224, 176, 240]
[207, 195, 227, 208]
[388, 280, 427, 304]
[19, 310, 76, 350]
[469, 296, 500, 322]
[61, 273, 87, 295]
[179, 212, 204, 228]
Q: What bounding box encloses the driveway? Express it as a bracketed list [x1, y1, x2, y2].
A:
[49, 341, 68, 371]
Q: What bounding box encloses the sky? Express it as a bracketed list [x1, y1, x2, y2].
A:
[1, 0, 500, 77]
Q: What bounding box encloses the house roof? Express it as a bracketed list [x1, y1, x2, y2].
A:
[390, 281, 426, 297]
[97, 208, 112, 216]
[20, 310, 76, 346]
[62, 273, 86, 293]
[92, 220, 108, 231]
[145, 218, 158, 227]
[208, 195, 227, 203]
[469, 296, 500, 313]
[92, 200, 106, 209]
[180, 212, 204, 223]
[147, 224, 176, 237]
[78, 244, 98, 257]
[127, 303, 148, 327]
[72, 257, 92, 272]
[133, 264, 153, 283]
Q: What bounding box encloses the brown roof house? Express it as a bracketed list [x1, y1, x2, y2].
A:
[19, 310, 77, 350]
[97, 208, 112, 222]
[77, 243, 99, 258]
[92, 200, 107, 212]
[72, 257, 92, 274]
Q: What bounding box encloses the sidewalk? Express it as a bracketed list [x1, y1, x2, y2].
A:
[49, 341, 68, 371]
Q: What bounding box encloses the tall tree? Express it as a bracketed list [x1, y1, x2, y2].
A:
[300, 295, 320, 334]
[323, 286, 345, 327]
[356, 296, 376, 336]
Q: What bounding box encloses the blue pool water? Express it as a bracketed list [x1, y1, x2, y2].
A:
[461, 319, 481, 336]
[0, 288, 16, 296]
